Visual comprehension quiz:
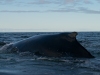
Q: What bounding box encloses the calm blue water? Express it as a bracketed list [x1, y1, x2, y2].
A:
[0, 32, 100, 75]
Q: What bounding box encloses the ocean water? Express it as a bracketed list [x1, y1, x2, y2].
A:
[0, 32, 100, 75]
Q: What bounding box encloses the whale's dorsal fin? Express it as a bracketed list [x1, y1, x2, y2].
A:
[68, 32, 78, 38]
[60, 32, 78, 42]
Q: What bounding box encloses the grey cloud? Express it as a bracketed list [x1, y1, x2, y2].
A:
[0, 0, 100, 14]
[27, 0, 92, 5]
[96, 0, 100, 3]
[28, 0, 60, 5]
[86, 10, 100, 14]
[62, 0, 92, 4]
[7, 0, 13, 1]
[0, 10, 40, 13]
[28, 1, 52, 4]
[0, 0, 97, 6]
[48, 7, 100, 14]
[48, 8, 78, 12]
[83, 0, 92, 4]
[79, 7, 100, 14]
[1, 8, 100, 14]
[0, 0, 14, 3]
[0, 0, 15, 5]
[0, 0, 99, 5]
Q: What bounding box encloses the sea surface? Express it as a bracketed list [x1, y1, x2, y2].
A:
[0, 32, 100, 75]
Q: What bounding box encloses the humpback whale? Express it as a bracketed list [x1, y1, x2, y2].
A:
[0, 32, 94, 58]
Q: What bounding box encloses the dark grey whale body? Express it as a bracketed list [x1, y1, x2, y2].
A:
[0, 32, 94, 58]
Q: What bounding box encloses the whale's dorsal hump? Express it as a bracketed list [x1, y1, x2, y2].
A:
[68, 32, 78, 38]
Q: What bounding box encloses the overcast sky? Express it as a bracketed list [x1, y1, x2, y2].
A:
[0, 0, 100, 32]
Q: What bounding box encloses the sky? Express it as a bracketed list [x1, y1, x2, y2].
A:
[0, 0, 100, 32]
